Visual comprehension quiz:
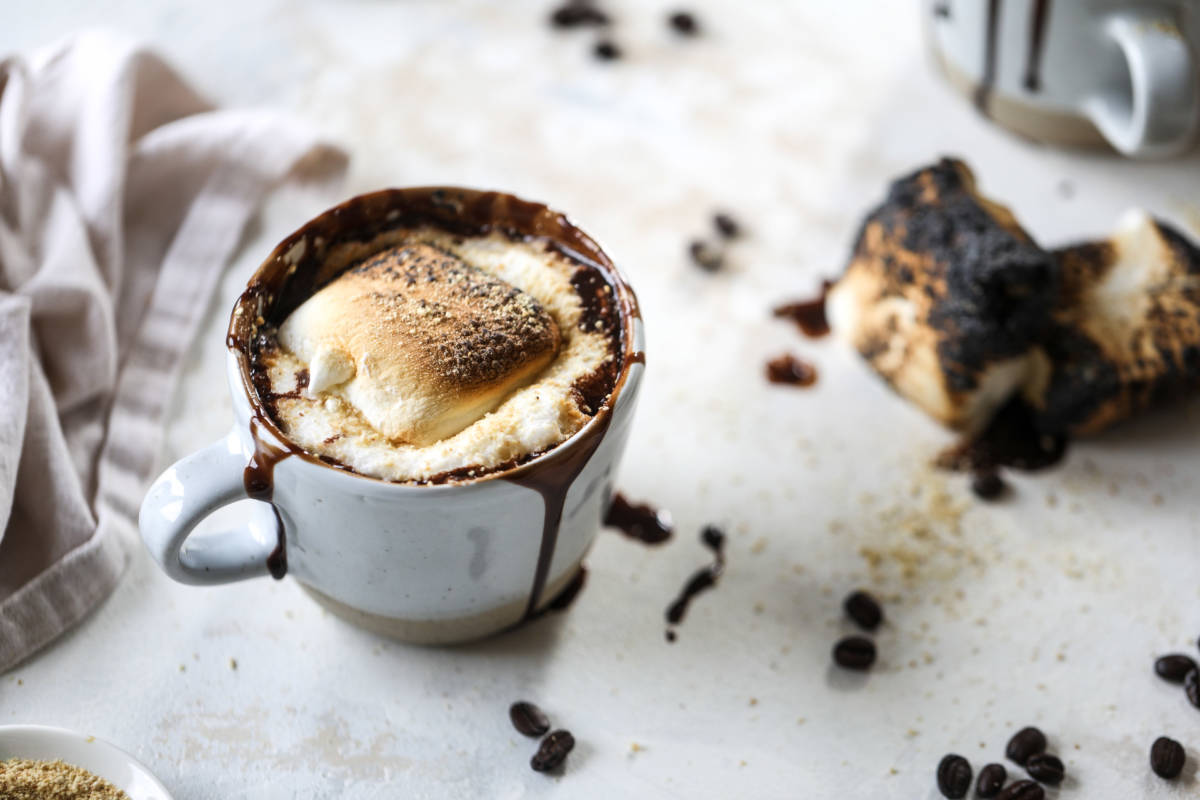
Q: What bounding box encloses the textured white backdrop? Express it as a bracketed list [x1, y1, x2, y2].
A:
[5, 2, 1200, 797]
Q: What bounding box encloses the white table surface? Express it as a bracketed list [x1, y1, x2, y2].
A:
[5, 2, 1200, 798]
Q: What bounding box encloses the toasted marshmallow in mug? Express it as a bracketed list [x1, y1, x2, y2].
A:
[827, 158, 1057, 432]
[260, 229, 615, 482]
[278, 243, 562, 446]
[1024, 211, 1200, 434]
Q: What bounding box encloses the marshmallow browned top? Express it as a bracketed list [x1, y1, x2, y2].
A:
[279, 243, 561, 446]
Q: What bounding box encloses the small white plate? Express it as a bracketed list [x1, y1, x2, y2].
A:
[0, 725, 173, 800]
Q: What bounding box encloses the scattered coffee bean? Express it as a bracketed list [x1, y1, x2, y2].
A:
[970, 469, 1007, 500]
[975, 763, 1007, 797]
[668, 10, 699, 36]
[995, 780, 1044, 800]
[832, 635, 876, 670]
[843, 590, 883, 631]
[688, 239, 723, 272]
[1155, 653, 1198, 683]
[593, 39, 621, 60]
[1186, 668, 1200, 710]
[712, 212, 739, 239]
[531, 729, 576, 772]
[936, 754, 972, 799]
[1005, 727, 1047, 766]
[509, 701, 550, 737]
[549, 2, 609, 29]
[1150, 736, 1186, 779]
[1024, 753, 1064, 784]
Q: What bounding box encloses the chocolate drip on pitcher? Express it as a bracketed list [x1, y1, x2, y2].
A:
[1023, 0, 1051, 92]
[974, 0, 1003, 114]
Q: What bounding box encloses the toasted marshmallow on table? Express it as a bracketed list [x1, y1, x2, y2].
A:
[827, 158, 1057, 432]
[279, 243, 561, 447]
[1024, 211, 1200, 435]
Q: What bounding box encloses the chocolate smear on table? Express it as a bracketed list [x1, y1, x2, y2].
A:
[531, 730, 576, 772]
[765, 353, 818, 387]
[773, 280, 833, 338]
[549, 1, 610, 29]
[664, 525, 726, 641]
[604, 493, 674, 544]
[593, 40, 621, 61]
[712, 212, 739, 239]
[509, 701, 551, 737]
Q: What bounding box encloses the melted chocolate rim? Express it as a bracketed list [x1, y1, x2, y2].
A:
[227, 186, 642, 488]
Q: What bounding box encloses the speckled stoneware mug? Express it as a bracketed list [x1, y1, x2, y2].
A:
[928, 0, 1200, 156]
[139, 188, 645, 644]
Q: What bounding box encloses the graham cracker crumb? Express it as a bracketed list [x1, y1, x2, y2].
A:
[0, 758, 129, 799]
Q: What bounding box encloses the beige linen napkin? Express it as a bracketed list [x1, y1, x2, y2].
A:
[0, 31, 346, 671]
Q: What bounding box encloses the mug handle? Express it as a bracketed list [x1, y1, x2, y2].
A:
[139, 429, 276, 585]
[1086, 9, 1199, 157]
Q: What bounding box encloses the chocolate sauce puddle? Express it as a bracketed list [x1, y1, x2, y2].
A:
[244, 415, 294, 579]
[603, 493, 673, 545]
[1023, 0, 1051, 92]
[772, 280, 833, 338]
[765, 353, 818, 386]
[974, 0, 1003, 114]
[665, 525, 726, 642]
[936, 397, 1068, 494]
[511, 407, 615, 620]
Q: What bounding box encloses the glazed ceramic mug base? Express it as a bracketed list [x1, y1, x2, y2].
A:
[937, 55, 1109, 149]
[299, 562, 584, 645]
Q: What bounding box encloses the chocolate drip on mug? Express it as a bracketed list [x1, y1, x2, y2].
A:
[511, 407, 615, 619]
[1023, 0, 1051, 92]
[244, 415, 294, 579]
[974, 0, 1003, 114]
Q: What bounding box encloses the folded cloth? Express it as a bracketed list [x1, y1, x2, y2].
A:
[0, 31, 347, 671]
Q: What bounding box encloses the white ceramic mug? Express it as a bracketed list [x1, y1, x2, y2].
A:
[928, 0, 1200, 157]
[139, 188, 645, 644]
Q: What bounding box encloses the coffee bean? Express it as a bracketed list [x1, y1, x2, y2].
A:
[688, 240, 722, 272]
[975, 763, 1007, 797]
[1186, 668, 1200, 710]
[970, 469, 1007, 500]
[843, 590, 883, 631]
[1150, 736, 1186, 779]
[832, 635, 876, 670]
[550, 3, 609, 29]
[712, 212, 739, 239]
[996, 780, 1044, 800]
[1005, 727, 1047, 766]
[531, 729, 575, 772]
[509, 701, 550, 737]
[593, 40, 621, 61]
[1024, 753, 1064, 784]
[668, 10, 699, 36]
[1155, 654, 1198, 683]
[936, 754, 972, 798]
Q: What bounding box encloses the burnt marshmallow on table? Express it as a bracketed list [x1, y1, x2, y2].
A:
[827, 157, 1200, 439]
[826, 158, 1056, 433]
